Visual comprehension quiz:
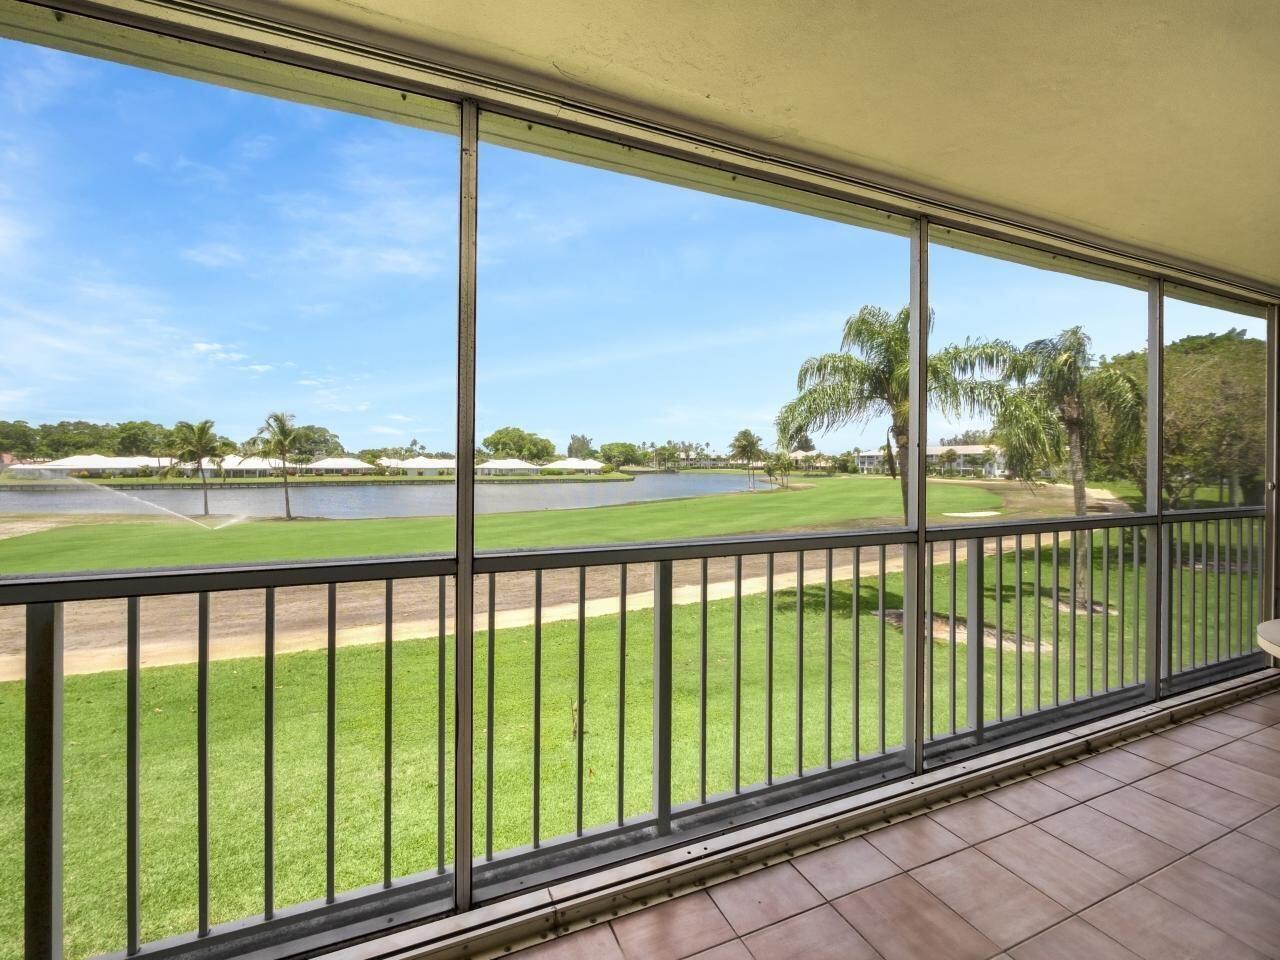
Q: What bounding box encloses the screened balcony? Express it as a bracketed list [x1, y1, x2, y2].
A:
[2, 3, 1278, 960]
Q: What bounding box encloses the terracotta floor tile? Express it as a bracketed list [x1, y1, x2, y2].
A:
[1174, 754, 1280, 804]
[513, 925, 623, 960]
[707, 863, 823, 935]
[910, 848, 1068, 948]
[741, 905, 880, 960]
[1213, 739, 1280, 778]
[927, 794, 1026, 844]
[688, 943, 751, 960]
[1239, 807, 1280, 849]
[1009, 917, 1141, 960]
[1242, 725, 1280, 753]
[986, 779, 1076, 821]
[1132, 769, 1269, 827]
[1035, 762, 1124, 801]
[1193, 712, 1265, 738]
[1159, 722, 1234, 751]
[1251, 691, 1280, 712]
[611, 891, 734, 960]
[863, 815, 967, 869]
[1143, 856, 1280, 957]
[1224, 701, 1280, 726]
[979, 824, 1127, 911]
[1087, 786, 1227, 852]
[1038, 805, 1181, 880]
[1120, 735, 1201, 766]
[791, 835, 900, 900]
[1194, 832, 1280, 896]
[1079, 748, 1165, 782]
[1081, 885, 1266, 960]
[833, 874, 997, 960]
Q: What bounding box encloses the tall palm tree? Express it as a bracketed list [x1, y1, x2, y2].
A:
[996, 326, 1143, 517]
[776, 305, 1007, 516]
[729, 429, 765, 489]
[169, 419, 229, 516]
[248, 411, 302, 519]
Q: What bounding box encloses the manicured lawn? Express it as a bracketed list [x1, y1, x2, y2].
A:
[0, 476, 999, 575]
[0, 533, 1262, 960]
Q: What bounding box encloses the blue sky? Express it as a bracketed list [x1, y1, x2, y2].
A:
[0, 38, 1259, 456]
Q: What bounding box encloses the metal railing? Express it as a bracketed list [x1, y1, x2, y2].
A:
[6, 507, 1270, 960]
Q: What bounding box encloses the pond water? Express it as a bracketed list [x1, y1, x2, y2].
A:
[0, 472, 760, 520]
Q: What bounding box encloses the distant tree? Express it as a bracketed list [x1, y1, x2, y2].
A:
[767, 450, 793, 488]
[35, 420, 115, 458]
[291, 425, 344, 463]
[939, 447, 959, 475]
[169, 419, 231, 516]
[599, 442, 645, 467]
[567, 434, 595, 459]
[247, 412, 303, 519]
[482, 426, 555, 463]
[0, 420, 37, 458]
[729, 429, 765, 490]
[112, 420, 171, 457]
[791, 432, 815, 453]
[938, 428, 994, 446]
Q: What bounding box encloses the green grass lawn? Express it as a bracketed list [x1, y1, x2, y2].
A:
[0, 476, 1000, 575]
[1, 531, 1263, 960]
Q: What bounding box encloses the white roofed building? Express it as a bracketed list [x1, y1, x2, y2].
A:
[544, 457, 604, 473]
[301, 456, 376, 474]
[476, 458, 539, 476]
[401, 456, 456, 476]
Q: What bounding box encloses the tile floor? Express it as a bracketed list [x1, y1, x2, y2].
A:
[511, 687, 1280, 960]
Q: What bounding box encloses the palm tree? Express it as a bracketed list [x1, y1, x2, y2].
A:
[729, 429, 764, 489]
[169, 419, 229, 516]
[248, 411, 302, 519]
[996, 326, 1142, 517]
[776, 305, 1007, 516]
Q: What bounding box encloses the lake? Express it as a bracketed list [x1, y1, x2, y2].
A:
[0, 472, 760, 520]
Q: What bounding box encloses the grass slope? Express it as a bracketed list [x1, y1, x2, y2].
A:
[0, 477, 999, 574]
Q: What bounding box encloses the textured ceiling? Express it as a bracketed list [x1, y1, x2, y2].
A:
[217, 0, 1280, 290]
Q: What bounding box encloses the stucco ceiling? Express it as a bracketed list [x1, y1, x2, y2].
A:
[214, 1, 1280, 291]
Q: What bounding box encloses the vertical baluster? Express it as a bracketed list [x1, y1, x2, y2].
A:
[1202, 520, 1210, 666]
[126, 598, 140, 951]
[925, 542, 934, 738]
[732, 556, 742, 793]
[575, 567, 586, 837]
[1224, 519, 1233, 659]
[198, 593, 211, 933]
[700, 558, 708, 803]
[383, 581, 393, 888]
[995, 536, 1004, 721]
[765, 553, 774, 784]
[877, 545, 886, 755]
[435, 577, 445, 874]
[485, 574, 495, 859]
[1174, 525, 1182, 675]
[1015, 535, 1024, 716]
[533, 570, 543, 848]
[1236, 519, 1245, 657]
[853, 546, 861, 761]
[1068, 533, 1077, 702]
[1103, 527, 1111, 689]
[264, 589, 274, 917]
[652, 561, 673, 836]
[1136, 527, 1146, 686]
[1034, 533, 1042, 712]
[824, 549, 833, 769]
[1087, 529, 1094, 697]
[795, 551, 804, 777]
[25, 602, 63, 960]
[325, 585, 335, 905]
[966, 539, 985, 740]
[1118, 530, 1126, 687]
[1053, 533, 1061, 705]
[950, 540, 958, 734]
[618, 564, 627, 825]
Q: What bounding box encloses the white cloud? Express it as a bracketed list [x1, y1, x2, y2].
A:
[182, 243, 244, 267]
[1, 47, 90, 114]
[369, 425, 403, 436]
[0, 211, 29, 258]
[239, 364, 273, 374]
[387, 413, 413, 422]
[235, 134, 276, 161]
[192, 341, 223, 353]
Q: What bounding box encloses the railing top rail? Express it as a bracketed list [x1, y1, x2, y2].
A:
[925, 512, 1157, 541]
[0, 555, 458, 606]
[1161, 505, 1267, 522]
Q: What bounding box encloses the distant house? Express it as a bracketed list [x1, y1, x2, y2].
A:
[300, 456, 376, 475]
[197, 454, 285, 477]
[543, 457, 604, 474]
[400, 456, 456, 476]
[853, 445, 1006, 477]
[476, 457, 539, 476]
[6, 454, 174, 476]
